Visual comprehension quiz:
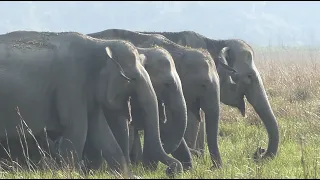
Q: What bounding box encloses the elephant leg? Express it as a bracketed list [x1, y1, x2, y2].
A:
[56, 125, 87, 170]
[129, 127, 143, 165]
[0, 136, 54, 170]
[128, 124, 135, 154]
[171, 138, 193, 171]
[184, 107, 201, 150]
[32, 135, 60, 170]
[88, 108, 131, 178]
[106, 107, 131, 166]
[82, 139, 103, 171]
[189, 148, 203, 158]
[56, 90, 88, 170]
[0, 138, 28, 169]
[195, 117, 205, 157]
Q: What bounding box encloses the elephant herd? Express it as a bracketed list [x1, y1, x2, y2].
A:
[0, 29, 279, 178]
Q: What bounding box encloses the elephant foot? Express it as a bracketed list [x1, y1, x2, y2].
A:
[199, 149, 205, 157]
[107, 168, 135, 179]
[165, 161, 183, 178]
[253, 147, 276, 163]
[253, 147, 266, 162]
[78, 160, 90, 176]
[37, 156, 60, 171]
[142, 160, 158, 172]
[130, 175, 142, 179]
[126, 171, 141, 179]
[130, 155, 142, 166]
[130, 161, 140, 166]
[210, 160, 222, 170]
[182, 162, 193, 171]
[189, 148, 203, 158]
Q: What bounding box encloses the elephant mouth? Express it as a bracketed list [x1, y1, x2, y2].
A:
[237, 94, 246, 117]
[106, 93, 131, 110]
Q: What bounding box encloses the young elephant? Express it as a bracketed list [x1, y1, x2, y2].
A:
[0, 31, 182, 177]
[88, 29, 236, 170]
[128, 46, 188, 167]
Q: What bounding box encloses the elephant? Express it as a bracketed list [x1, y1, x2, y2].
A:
[0, 31, 183, 177]
[139, 30, 279, 162]
[83, 46, 188, 173]
[87, 29, 238, 170]
[129, 46, 188, 164]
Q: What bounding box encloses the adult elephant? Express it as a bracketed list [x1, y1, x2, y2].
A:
[0, 31, 182, 177]
[139, 30, 279, 162]
[87, 33, 188, 170]
[83, 46, 188, 172]
[88, 29, 237, 170]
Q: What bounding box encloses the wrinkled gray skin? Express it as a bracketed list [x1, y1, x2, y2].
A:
[88, 29, 237, 169]
[129, 47, 188, 166]
[83, 46, 188, 173]
[140, 30, 279, 162]
[88, 32, 188, 172]
[0, 31, 183, 177]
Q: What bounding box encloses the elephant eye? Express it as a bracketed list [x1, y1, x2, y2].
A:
[164, 80, 174, 87]
[164, 82, 170, 87]
[247, 73, 254, 79]
[125, 77, 137, 84]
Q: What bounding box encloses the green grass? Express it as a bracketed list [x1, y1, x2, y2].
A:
[1, 46, 320, 178]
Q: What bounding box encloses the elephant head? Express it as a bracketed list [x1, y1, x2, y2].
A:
[216, 40, 279, 160]
[216, 47, 246, 116]
[137, 47, 188, 154]
[171, 49, 226, 167]
[95, 40, 182, 175]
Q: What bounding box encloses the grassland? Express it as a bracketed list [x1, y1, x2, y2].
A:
[1, 46, 320, 178]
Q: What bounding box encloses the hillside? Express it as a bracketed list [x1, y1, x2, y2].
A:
[1, 2, 319, 47]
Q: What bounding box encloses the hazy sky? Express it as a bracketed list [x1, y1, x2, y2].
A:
[1, 1, 319, 46]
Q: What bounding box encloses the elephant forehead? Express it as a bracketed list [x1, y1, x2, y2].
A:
[152, 55, 172, 69]
[144, 50, 175, 69]
[185, 51, 210, 66]
[112, 44, 139, 66]
[145, 61, 172, 77]
[226, 40, 253, 54]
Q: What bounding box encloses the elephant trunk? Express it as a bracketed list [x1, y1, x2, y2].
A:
[135, 67, 182, 174]
[245, 75, 279, 159]
[201, 81, 222, 168]
[160, 86, 188, 154]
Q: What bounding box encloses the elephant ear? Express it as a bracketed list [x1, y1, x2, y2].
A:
[217, 47, 238, 82]
[105, 46, 131, 81]
[219, 47, 247, 117]
[220, 46, 235, 67]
